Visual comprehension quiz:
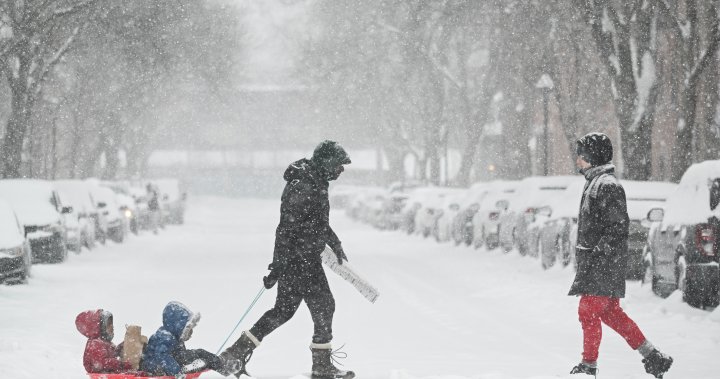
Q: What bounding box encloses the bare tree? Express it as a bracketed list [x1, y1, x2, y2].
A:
[0, 0, 98, 178]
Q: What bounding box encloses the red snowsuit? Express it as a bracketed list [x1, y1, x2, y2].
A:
[75, 310, 132, 373]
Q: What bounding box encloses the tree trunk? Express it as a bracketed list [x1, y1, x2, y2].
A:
[1, 55, 32, 178]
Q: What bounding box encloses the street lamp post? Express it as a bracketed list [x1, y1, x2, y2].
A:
[535, 74, 554, 176]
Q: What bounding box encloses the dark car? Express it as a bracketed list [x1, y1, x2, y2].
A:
[0, 199, 32, 284]
[621, 180, 677, 279]
[643, 160, 720, 308]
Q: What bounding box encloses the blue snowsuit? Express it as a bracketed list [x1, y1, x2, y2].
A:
[141, 302, 221, 376]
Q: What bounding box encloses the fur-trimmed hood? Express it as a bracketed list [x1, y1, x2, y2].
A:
[162, 301, 200, 341]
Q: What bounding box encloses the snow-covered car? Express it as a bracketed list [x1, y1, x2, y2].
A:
[88, 183, 126, 243]
[471, 181, 520, 250]
[450, 182, 490, 246]
[435, 190, 470, 242]
[413, 188, 464, 238]
[103, 181, 142, 235]
[55, 180, 98, 252]
[497, 176, 581, 256]
[621, 180, 677, 279]
[643, 160, 720, 308]
[151, 178, 187, 225]
[375, 192, 409, 230]
[0, 179, 68, 263]
[0, 199, 32, 284]
[345, 187, 386, 222]
[538, 181, 586, 269]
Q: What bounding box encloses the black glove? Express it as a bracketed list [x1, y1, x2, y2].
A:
[263, 262, 283, 289]
[332, 244, 348, 265]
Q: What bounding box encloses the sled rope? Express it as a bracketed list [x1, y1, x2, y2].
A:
[216, 285, 266, 354]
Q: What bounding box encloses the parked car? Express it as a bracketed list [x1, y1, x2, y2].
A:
[643, 160, 720, 308]
[450, 182, 490, 246]
[0, 199, 32, 284]
[414, 188, 463, 238]
[151, 178, 187, 225]
[436, 190, 470, 242]
[398, 187, 447, 234]
[621, 180, 677, 279]
[55, 180, 98, 252]
[538, 181, 586, 269]
[376, 192, 409, 230]
[472, 181, 520, 250]
[88, 183, 126, 243]
[0, 180, 68, 263]
[498, 176, 580, 255]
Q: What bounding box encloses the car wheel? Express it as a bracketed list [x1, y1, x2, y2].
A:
[675, 254, 701, 307]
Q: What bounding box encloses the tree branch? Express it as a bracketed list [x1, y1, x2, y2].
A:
[32, 25, 82, 96]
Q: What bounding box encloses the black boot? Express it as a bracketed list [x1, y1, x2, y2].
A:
[220, 331, 259, 378]
[310, 343, 355, 379]
[569, 362, 597, 377]
[642, 349, 673, 378]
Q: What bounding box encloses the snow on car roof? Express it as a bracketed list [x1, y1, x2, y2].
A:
[509, 175, 583, 210]
[55, 180, 96, 213]
[0, 179, 61, 226]
[545, 180, 586, 220]
[622, 180, 677, 221]
[663, 159, 720, 225]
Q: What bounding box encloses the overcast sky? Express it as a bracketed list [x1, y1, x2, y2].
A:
[238, 0, 310, 85]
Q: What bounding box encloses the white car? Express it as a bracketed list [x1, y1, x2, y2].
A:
[497, 176, 581, 256]
[435, 191, 470, 243]
[87, 182, 126, 243]
[414, 188, 465, 239]
[472, 181, 520, 249]
[0, 180, 68, 263]
[0, 199, 32, 283]
[55, 180, 99, 252]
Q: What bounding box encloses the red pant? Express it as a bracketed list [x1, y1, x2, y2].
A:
[578, 295, 646, 362]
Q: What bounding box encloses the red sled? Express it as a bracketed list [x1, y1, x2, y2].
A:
[87, 372, 204, 379]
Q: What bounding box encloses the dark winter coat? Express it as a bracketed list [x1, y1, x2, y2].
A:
[141, 302, 198, 376]
[568, 164, 629, 298]
[75, 310, 131, 373]
[269, 159, 342, 288]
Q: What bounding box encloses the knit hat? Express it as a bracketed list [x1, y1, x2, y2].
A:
[576, 132, 613, 166]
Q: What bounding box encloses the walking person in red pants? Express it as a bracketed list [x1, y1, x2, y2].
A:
[569, 133, 673, 378]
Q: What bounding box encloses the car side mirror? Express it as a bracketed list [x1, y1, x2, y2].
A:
[61, 206, 73, 214]
[181, 192, 187, 201]
[710, 178, 720, 211]
[647, 208, 664, 222]
[97, 202, 107, 209]
[496, 200, 509, 211]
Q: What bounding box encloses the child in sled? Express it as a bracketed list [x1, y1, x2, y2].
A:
[75, 309, 133, 373]
[141, 301, 240, 377]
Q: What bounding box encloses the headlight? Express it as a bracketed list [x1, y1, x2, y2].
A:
[124, 209, 133, 219]
[0, 246, 24, 258]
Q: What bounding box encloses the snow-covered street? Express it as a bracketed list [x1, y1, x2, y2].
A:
[1, 196, 719, 379]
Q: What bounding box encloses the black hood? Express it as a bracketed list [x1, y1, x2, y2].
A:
[283, 158, 316, 183]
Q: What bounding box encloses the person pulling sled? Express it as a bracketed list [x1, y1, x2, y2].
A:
[221, 140, 355, 379]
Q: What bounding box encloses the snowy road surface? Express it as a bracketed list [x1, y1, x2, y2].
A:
[1, 196, 719, 379]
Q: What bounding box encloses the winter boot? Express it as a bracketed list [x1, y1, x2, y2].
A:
[642, 349, 673, 378]
[310, 343, 355, 379]
[569, 362, 597, 377]
[220, 331, 260, 378]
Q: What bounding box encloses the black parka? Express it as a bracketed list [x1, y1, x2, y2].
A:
[568, 164, 629, 298]
[270, 158, 342, 287]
